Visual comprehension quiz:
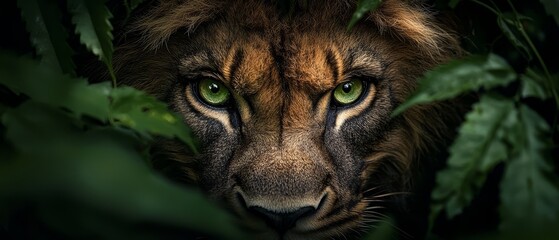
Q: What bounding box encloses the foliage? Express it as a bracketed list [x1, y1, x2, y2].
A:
[1, 0, 558, 239]
[395, 0, 559, 238]
[1, 0, 239, 239]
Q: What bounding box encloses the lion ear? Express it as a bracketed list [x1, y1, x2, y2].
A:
[369, 0, 459, 58]
[130, 0, 223, 50]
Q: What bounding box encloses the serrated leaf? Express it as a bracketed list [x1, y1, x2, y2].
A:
[110, 87, 199, 154]
[348, 0, 382, 30]
[430, 95, 515, 223]
[500, 104, 558, 231]
[497, 15, 532, 61]
[392, 54, 516, 116]
[17, 0, 75, 75]
[0, 54, 110, 119]
[67, 0, 116, 83]
[521, 68, 549, 100]
[540, 0, 559, 26]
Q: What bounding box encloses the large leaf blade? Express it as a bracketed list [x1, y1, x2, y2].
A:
[67, 0, 116, 83]
[0, 102, 241, 239]
[110, 86, 199, 154]
[393, 54, 516, 116]
[0, 53, 110, 119]
[430, 95, 515, 222]
[500, 104, 559, 231]
[0, 54, 198, 153]
[17, 0, 75, 75]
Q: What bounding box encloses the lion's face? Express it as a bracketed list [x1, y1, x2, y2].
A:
[115, 0, 462, 239]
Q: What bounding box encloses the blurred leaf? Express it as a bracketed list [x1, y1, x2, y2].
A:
[521, 68, 549, 100]
[0, 54, 111, 119]
[497, 15, 532, 61]
[0, 54, 198, 153]
[17, 0, 75, 75]
[500, 104, 559, 231]
[110, 87, 199, 154]
[0, 102, 243, 239]
[348, 0, 382, 30]
[430, 95, 515, 222]
[393, 54, 516, 116]
[67, 0, 116, 83]
[449, 0, 461, 8]
[362, 218, 395, 240]
[540, 0, 559, 25]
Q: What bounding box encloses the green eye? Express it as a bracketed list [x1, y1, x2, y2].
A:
[333, 79, 364, 105]
[197, 79, 231, 106]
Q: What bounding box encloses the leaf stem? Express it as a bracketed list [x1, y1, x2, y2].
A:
[506, 0, 559, 109]
[470, 0, 500, 15]
[107, 63, 117, 88]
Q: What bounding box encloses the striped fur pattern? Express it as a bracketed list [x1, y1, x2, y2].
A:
[114, 0, 464, 239]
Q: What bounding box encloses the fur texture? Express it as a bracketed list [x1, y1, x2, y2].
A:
[114, 0, 464, 239]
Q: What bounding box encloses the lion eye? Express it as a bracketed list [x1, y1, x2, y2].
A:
[332, 79, 364, 105]
[197, 78, 231, 106]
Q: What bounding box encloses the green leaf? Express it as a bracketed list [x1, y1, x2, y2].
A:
[0, 54, 198, 153]
[110, 87, 199, 154]
[0, 53, 111, 119]
[521, 68, 549, 100]
[67, 0, 116, 84]
[500, 104, 559, 231]
[540, 0, 559, 26]
[497, 15, 532, 61]
[17, 0, 75, 75]
[430, 95, 515, 222]
[348, 0, 382, 30]
[0, 102, 243, 239]
[392, 54, 516, 116]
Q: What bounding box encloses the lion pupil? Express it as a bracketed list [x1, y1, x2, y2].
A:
[342, 83, 352, 93]
[209, 83, 220, 93]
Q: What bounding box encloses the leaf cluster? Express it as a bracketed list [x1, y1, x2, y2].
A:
[1, 0, 243, 239]
[392, 0, 559, 238]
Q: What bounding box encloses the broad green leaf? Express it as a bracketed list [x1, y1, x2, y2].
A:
[392, 54, 516, 116]
[0, 102, 243, 239]
[497, 15, 532, 61]
[0, 54, 198, 153]
[0, 54, 110, 119]
[521, 68, 549, 100]
[348, 0, 382, 30]
[17, 0, 75, 75]
[110, 87, 199, 154]
[500, 104, 558, 231]
[67, 0, 116, 83]
[430, 95, 515, 222]
[540, 0, 559, 25]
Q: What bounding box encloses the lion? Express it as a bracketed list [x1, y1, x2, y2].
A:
[113, 0, 464, 239]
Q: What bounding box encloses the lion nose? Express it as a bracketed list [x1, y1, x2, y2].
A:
[249, 206, 316, 234]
